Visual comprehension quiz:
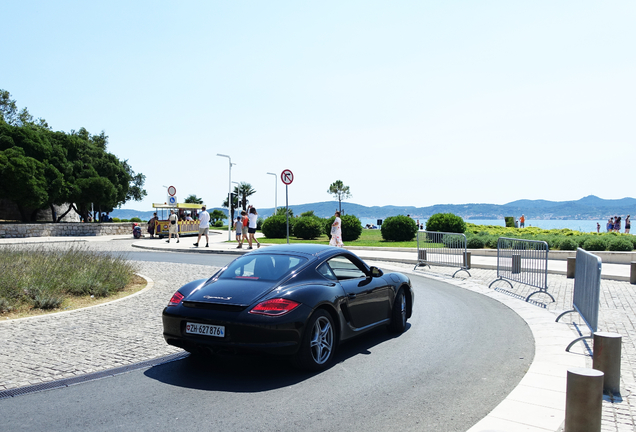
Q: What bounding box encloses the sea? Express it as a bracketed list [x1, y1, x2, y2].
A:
[359, 218, 621, 234]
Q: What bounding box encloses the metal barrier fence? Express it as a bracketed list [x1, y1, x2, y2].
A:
[488, 237, 554, 302]
[414, 231, 470, 278]
[556, 248, 602, 352]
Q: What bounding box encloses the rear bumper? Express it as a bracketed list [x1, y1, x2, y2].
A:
[162, 305, 312, 356]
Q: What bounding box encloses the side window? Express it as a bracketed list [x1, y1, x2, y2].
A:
[317, 262, 337, 281]
[326, 256, 367, 280]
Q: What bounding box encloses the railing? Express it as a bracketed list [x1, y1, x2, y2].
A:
[488, 237, 554, 302]
[556, 248, 602, 352]
[414, 231, 470, 278]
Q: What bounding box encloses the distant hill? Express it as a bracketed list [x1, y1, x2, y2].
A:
[113, 195, 636, 221]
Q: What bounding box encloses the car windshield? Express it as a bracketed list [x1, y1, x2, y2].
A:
[219, 254, 307, 282]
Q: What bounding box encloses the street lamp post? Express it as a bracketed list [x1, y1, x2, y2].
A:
[217, 154, 235, 241]
[266, 172, 277, 215]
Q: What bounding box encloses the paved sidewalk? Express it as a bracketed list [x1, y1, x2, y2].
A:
[1, 232, 635, 431]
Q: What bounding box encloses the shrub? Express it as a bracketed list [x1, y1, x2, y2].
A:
[129, 217, 142, 223]
[294, 216, 324, 240]
[325, 215, 363, 242]
[261, 215, 292, 239]
[608, 238, 633, 252]
[558, 238, 578, 251]
[583, 237, 607, 252]
[213, 220, 223, 227]
[485, 236, 499, 249]
[467, 236, 485, 249]
[380, 215, 418, 242]
[112, 217, 121, 222]
[426, 213, 466, 233]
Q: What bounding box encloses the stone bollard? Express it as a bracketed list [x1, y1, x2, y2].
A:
[567, 257, 576, 279]
[631, 262, 636, 285]
[593, 332, 622, 395]
[464, 251, 471, 270]
[564, 367, 604, 432]
[512, 254, 521, 274]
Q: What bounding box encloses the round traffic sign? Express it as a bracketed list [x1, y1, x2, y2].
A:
[281, 169, 294, 185]
[167, 186, 176, 196]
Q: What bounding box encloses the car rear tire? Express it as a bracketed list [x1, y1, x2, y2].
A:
[293, 309, 336, 371]
[388, 288, 407, 333]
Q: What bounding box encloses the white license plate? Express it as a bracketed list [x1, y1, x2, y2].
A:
[185, 322, 225, 338]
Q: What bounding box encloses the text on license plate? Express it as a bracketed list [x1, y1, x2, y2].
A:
[186, 322, 225, 338]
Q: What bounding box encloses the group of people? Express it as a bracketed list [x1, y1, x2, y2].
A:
[234, 206, 261, 249]
[606, 215, 631, 233]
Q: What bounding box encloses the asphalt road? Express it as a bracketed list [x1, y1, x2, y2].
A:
[0, 252, 533, 432]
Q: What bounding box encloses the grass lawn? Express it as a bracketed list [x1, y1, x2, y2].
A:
[259, 229, 419, 248]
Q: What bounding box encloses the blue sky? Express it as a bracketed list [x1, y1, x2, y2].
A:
[3, 1, 635, 211]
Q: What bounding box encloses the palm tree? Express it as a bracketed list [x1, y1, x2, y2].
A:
[236, 182, 256, 211]
[185, 194, 203, 204]
[327, 180, 351, 214]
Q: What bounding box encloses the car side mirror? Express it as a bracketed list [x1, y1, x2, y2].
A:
[369, 266, 383, 278]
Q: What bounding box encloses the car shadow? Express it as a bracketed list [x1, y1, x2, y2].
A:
[144, 323, 410, 393]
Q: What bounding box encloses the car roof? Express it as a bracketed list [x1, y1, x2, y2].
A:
[248, 244, 345, 258]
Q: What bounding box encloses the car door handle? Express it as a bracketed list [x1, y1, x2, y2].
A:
[348, 293, 356, 299]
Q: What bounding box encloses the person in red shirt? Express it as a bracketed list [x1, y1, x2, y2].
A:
[236, 210, 249, 249]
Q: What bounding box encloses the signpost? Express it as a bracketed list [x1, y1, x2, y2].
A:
[281, 169, 293, 244]
[167, 186, 177, 206]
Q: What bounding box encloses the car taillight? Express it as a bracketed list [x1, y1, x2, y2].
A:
[168, 291, 184, 306]
[249, 298, 300, 316]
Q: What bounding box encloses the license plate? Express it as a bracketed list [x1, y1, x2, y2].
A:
[185, 322, 225, 338]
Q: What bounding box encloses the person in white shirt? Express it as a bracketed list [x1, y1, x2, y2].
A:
[247, 206, 260, 249]
[193, 206, 210, 247]
[166, 209, 179, 243]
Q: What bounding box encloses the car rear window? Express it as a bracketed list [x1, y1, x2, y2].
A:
[219, 254, 307, 281]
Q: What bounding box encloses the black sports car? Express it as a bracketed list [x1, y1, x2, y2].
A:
[162, 244, 414, 370]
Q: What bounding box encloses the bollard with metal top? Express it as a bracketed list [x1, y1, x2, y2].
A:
[564, 367, 604, 432]
[593, 332, 622, 395]
[631, 261, 636, 285]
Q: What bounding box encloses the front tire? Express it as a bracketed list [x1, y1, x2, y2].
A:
[388, 288, 407, 333]
[293, 309, 336, 371]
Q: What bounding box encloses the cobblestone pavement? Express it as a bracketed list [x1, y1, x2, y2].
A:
[0, 240, 218, 391]
[2, 239, 635, 431]
[384, 262, 636, 432]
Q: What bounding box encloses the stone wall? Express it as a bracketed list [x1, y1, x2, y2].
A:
[0, 222, 147, 238]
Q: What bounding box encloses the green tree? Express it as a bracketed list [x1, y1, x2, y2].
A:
[327, 180, 351, 213]
[0, 91, 147, 222]
[210, 209, 227, 224]
[185, 194, 204, 204]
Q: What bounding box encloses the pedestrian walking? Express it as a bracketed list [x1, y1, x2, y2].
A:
[193, 205, 210, 247]
[607, 217, 614, 232]
[236, 210, 249, 249]
[234, 216, 243, 244]
[597, 222, 600, 233]
[626, 215, 631, 234]
[520, 214, 525, 228]
[329, 211, 344, 247]
[166, 209, 179, 243]
[247, 206, 260, 249]
[147, 212, 157, 238]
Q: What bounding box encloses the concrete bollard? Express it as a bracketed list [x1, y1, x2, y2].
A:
[512, 254, 521, 274]
[564, 367, 604, 432]
[464, 251, 471, 269]
[418, 250, 426, 262]
[631, 262, 636, 285]
[593, 332, 622, 395]
[567, 257, 576, 279]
